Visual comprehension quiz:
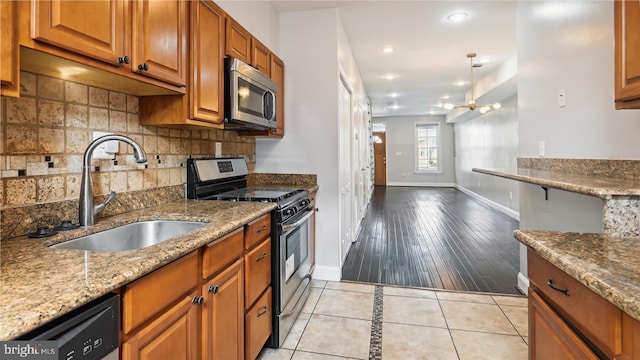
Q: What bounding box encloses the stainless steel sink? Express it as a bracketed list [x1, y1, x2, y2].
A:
[51, 220, 206, 252]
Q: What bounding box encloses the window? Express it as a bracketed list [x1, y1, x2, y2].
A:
[372, 123, 386, 132]
[415, 123, 440, 172]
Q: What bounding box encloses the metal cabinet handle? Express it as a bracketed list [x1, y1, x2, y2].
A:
[118, 56, 130, 64]
[256, 225, 267, 233]
[138, 63, 149, 71]
[192, 296, 204, 305]
[256, 252, 267, 262]
[208, 285, 219, 294]
[257, 306, 268, 317]
[547, 278, 570, 297]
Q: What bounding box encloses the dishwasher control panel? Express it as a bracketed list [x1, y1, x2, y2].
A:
[24, 293, 119, 360]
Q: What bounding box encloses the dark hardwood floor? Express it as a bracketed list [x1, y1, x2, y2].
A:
[342, 186, 521, 295]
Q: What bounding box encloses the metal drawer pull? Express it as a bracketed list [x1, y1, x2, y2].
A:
[257, 306, 268, 317]
[192, 296, 204, 305]
[547, 278, 570, 297]
[256, 252, 267, 262]
[208, 285, 219, 294]
[256, 225, 267, 233]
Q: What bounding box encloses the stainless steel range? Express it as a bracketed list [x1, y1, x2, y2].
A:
[186, 157, 313, 348]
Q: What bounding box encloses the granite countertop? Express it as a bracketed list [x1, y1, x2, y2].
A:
[515, 230, 640, 322]
[473, 167, 640, 199]
[0, 199, 276, 340]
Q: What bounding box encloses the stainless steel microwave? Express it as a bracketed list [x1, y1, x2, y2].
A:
[224, 57, 277, 130]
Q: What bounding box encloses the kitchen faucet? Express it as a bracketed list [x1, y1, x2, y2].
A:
[80, 134, 148, 227]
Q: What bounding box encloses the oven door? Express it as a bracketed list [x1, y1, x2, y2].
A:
[280, 209, 313, 306]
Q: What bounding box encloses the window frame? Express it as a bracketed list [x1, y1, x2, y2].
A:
[414, 122, 441, 173]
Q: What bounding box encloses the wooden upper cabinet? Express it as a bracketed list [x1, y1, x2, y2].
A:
[31, 0, 125, 66]
[270, 54, 285, 137]
[251, 38, 271, 77]
[615, 0, 640, 109]
[226, 17, 251, 64]
[131, 0, 187, 87]
[190, 0, 225, 123]
[1, 0, 19, 97]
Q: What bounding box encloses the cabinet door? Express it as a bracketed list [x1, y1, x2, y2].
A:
[190, 0, 225, 123]
[122, 293, 199, 360]
[529, 290, 599, 360]
[270, 54, 285, 137]
[615, 0, 640, 108]
[31, 0, 125, 66]
[251, 38, 271, 77]
[202, 259, 244, 360]
[226, 17, 251, 64]
[0, 0, 19, 96]
[131, 0, 187, 87]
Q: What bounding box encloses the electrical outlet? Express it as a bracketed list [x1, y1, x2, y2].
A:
[509, 191, 513, 200]
[215, 142, 222, 157]
[92, 132, 117, 160]
[539, 141, 545, 157]
[558, 88, 566, 107]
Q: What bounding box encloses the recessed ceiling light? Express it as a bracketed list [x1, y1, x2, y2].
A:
[442, 95, 450, 100]
[384, 74, 396, 80]
[382, 46, 394, 54]
[456, 80, 465, 86]
[446, 12, 468, 23]
[390, 92, 398, 98]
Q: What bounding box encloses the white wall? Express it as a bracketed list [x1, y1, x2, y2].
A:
[216, 1, 280, 54]
[255, 9, 369, 280]
[374, 115, 455, 186]
[454, 94, 519, 218]
[516, 0, 640, 288]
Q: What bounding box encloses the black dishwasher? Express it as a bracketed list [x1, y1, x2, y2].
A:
[20, 293, 119, 360]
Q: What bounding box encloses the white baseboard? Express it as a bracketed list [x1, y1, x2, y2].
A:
[312, 265, 341, 281]
[517, 272, 529, 295]
[455, 185, 520, 221]
[386, 182, 456, 187]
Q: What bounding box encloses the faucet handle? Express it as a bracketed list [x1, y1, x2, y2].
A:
[94, 190, 117, 216]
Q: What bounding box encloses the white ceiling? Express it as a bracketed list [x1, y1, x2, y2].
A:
[271, 1, 516, 118]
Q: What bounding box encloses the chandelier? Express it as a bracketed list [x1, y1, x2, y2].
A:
[445, 53, 501, 114]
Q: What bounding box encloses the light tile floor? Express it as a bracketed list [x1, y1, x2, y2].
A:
[258, 280, 528, 360]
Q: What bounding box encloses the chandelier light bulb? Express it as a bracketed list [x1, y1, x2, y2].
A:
[493, 102, 502, 110]
[444, 103, 454, 110]
[479, 106, 490, 114]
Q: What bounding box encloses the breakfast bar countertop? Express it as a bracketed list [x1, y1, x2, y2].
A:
[0, 199, 276, 340]
[515, 229, 640, 322]
[472, 167, 640, 199]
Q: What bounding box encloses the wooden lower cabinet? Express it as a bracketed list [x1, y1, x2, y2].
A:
[122, 292, 199, 360]
[201, 259, 245, 360]
[529, 290, 599, 360]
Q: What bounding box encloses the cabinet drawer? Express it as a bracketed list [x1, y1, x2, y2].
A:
[245, 287, 272, 360]
[123, 251, 198, 333]
[244, 238, 271, 308]
[528, 249, 622, 357]
[245, 213, 271, 250]
[202, 228, 244, 279]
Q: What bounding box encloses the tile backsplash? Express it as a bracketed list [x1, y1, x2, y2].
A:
[1, 71, 255, 236]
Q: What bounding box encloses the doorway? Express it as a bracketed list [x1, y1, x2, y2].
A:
[373, 131, 386, 186]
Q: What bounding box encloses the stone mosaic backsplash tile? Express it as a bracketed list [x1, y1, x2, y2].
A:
[1, 71, 256, 235]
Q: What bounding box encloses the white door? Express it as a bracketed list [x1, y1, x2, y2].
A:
[338, 75, 353, 265]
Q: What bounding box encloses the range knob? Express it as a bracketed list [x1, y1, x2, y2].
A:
[283, 208, 295, 216]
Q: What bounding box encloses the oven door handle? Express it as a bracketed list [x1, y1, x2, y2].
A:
[282, 209, 314, 232]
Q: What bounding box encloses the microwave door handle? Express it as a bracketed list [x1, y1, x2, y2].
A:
[282, 210, 313, 232]
[263, 90, 276, 121]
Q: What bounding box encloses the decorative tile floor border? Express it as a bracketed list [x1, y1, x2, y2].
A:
[369, 285, 384, 360]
